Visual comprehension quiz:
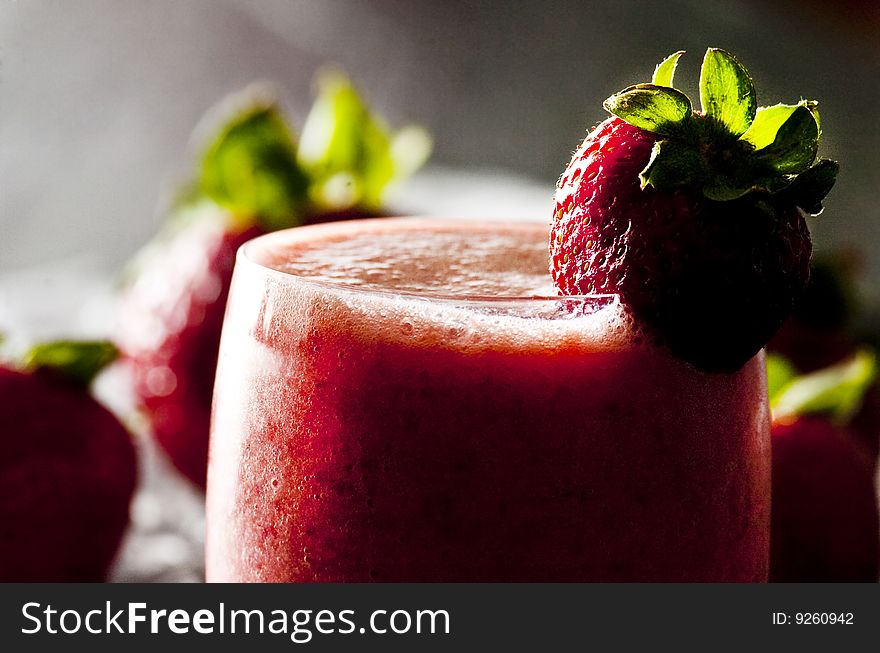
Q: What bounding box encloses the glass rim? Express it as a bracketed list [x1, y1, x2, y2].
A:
[237, 217, 619, 306]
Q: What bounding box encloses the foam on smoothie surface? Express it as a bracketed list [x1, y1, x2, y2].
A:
[243, 219, 631, 353]
[258, 222, 556, 297]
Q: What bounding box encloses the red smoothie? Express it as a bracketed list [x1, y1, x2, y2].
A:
[205, 218, 770, 582]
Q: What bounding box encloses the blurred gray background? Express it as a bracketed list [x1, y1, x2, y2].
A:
[2, 0, 879, 290]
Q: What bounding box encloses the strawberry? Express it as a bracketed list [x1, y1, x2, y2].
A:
[768, 351, 879, 581]
[551, 49, 837, 371]
[771, 419, 878, 582]
[0, 341, 137, 581]
[117, 74, 430, 488]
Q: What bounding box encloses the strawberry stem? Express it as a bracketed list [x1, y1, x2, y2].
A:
[603, 48, 837, 213]
[195, 72, 432, 229]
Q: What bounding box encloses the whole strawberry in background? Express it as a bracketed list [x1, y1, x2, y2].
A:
[0, 341, 137, 581]
[117, 73, 430, 488]
[767, 352, 879, 582]
[551, 48, 837, 372]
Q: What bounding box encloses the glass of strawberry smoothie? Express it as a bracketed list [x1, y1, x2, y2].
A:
[205, 218, 770, 582]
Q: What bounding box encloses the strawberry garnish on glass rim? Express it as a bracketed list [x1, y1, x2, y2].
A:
[551, 48, 838, 372]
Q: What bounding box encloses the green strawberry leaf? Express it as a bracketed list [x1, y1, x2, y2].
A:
[780, 158, 839, 215]
[771, 349, 877, 423]
[699, 48, 757, 137]
[602, 47, 837, 210]
[200, 95, 310, 230]
[639, 139, 707, 190]
[702, 163, 793, 201]
[752, 104, 819, 174]
[702, 176, 754, 201]
[741, 104, 806, 150]
[766, 353, 798, 398]
[298, 71, 431, 211]
[651, 51, 685, 87]
[23, 340, 118, 386]
[603, 84, 692, 137]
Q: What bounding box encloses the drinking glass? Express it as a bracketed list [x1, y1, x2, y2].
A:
[206, 218, 770, 582]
